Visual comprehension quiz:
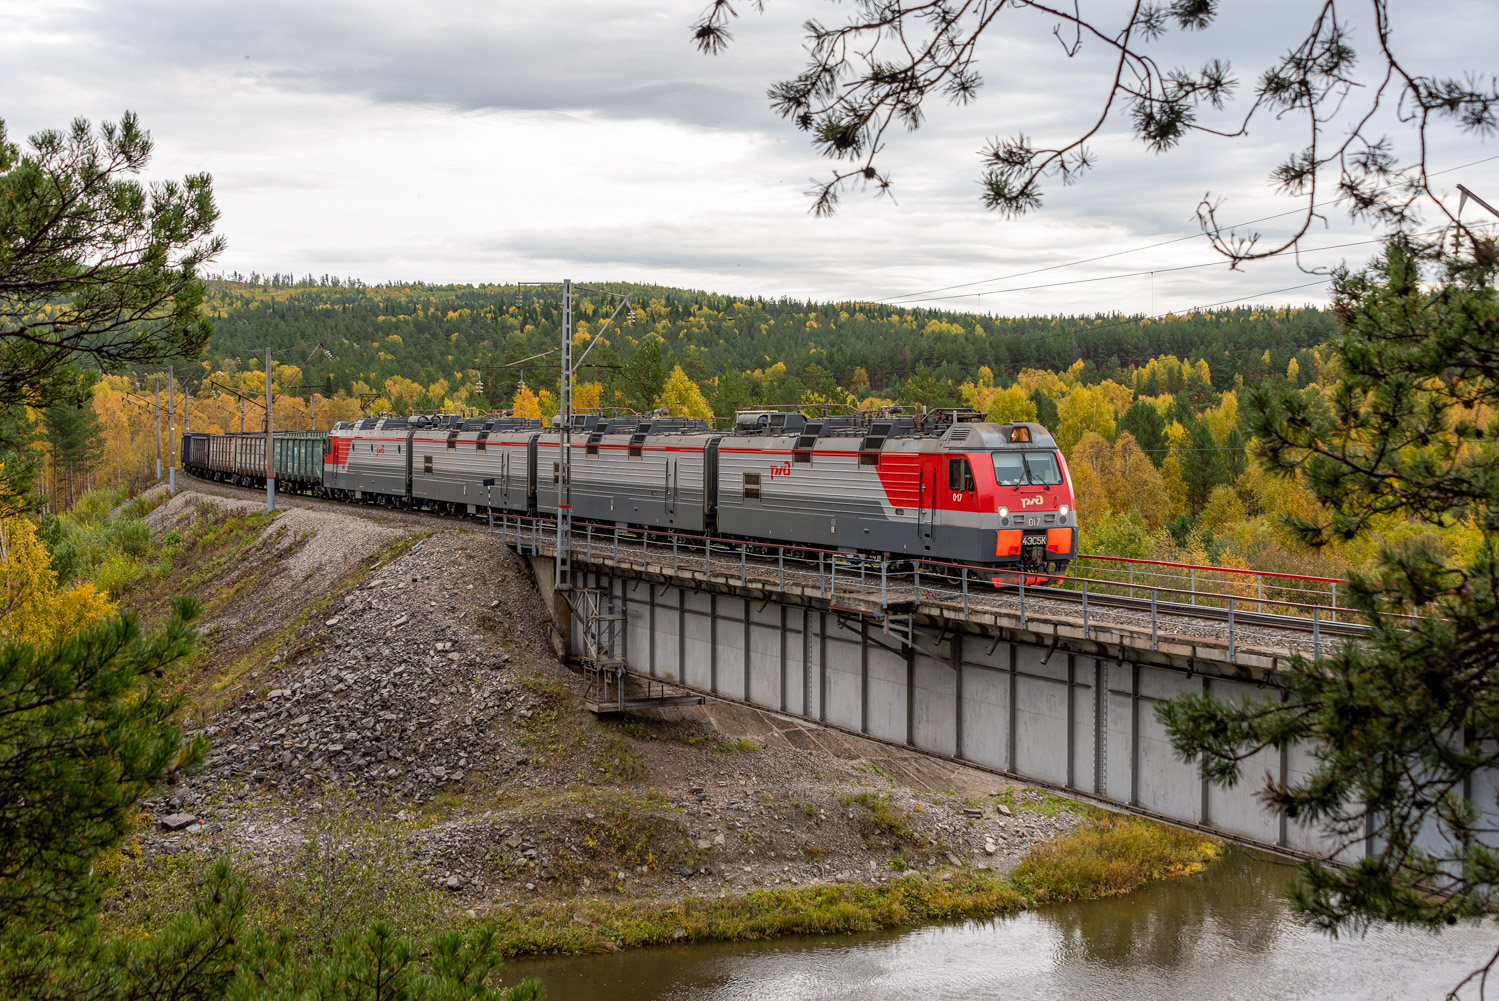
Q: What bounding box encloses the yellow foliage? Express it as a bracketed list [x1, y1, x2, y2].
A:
[654, 366, 713, 421]
[962, 383, 1035, 424]
[574, 382, 603, 411]
[1055, 387, 1116, 454]
[1016, 368, 1065, 398]
[512, 384, 542, 420]
[538, 390, 559, 419]
[1068, 455, 1110, 523]
[0, 514, 116, 647]
[1200, 486, 1247, 531]
[1159, 453, 1189, 517]
[383, 375, 425, 403]
[1203, 391, 1239, 443]
[1070, 432, 1172, 529]
[1093, 379, 1134, 417]
[1242, 462, 1324, 530]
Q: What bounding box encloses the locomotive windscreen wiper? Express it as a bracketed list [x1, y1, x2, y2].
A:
[1023, 452, 1062, 485]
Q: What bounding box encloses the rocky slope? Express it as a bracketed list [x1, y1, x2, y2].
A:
[135, 490, 1084, 907]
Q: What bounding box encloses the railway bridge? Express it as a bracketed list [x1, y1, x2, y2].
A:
[493, 515, 1375, 859]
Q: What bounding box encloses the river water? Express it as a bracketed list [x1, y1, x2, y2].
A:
[511, 849, 1494, 1001]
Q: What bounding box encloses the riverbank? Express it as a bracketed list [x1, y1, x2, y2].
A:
[103, 490, 1221, 961]
[510, 846, 1495, 1001]
[456, 814, 1218, 956]
[111, 807, 1217, 960]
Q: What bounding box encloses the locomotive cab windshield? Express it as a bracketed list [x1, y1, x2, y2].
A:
[993, 451, 1063, 486]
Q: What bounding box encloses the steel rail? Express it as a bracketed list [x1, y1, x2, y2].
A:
[496, 510, 1367, 639]
[966, 583, 1370, 637]
[180, 467, 1372, 640]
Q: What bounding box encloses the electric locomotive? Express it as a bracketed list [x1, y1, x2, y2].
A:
[187, 407, 1078, 578]
[710, 410, 1075, 577]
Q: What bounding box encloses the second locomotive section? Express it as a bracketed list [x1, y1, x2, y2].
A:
[318, 409, 1076, 575]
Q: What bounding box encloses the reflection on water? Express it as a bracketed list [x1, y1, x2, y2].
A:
[510, 849, 1492, 1001]
[1045, 848, 1287, 969]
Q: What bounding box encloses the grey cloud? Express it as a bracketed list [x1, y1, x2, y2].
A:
[7, 0, 1489, 312]
[42, 0, 793, 131]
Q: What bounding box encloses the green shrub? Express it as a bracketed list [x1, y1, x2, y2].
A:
[1082, 510, 1153, 560]
[123, 490, 170, 520]
[843, 792, 913, 843]
[47, 536, 82, 585]
[110, 518, 152, 558]
[1008, 815, 1220, 904]
[69, 488, 125, 526]
[592, 733, 647, 784]
[92, 549, 141, 597]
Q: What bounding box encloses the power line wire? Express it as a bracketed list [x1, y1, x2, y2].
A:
[877, 153, 1499, 306]
[877, 219, 1493, 308]
[889, 235, 1375, 307]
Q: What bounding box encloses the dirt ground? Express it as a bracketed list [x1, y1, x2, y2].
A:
[136, 489, 1085, 906]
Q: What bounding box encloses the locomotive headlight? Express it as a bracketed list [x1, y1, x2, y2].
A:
[1059, 505, 1069, 517]
[998, 506, 1009, 519]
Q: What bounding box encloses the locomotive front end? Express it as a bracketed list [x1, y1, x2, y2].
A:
[985, 422, 1077, 580]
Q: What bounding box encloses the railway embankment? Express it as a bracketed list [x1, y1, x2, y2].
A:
[107, 488, 1219, 956]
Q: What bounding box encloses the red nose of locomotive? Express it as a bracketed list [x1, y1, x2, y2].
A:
[985, 425, 1076, 571]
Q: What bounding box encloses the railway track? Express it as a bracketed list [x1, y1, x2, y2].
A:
[491, 515, 1356, 658]
[1017, 584, 1367, 637]
[179, 472, 1358, 656]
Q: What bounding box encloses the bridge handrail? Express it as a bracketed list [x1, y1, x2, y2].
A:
[497, 509, 1343, 593]
[493, 511, 1381, 622]
[1074, 553, 1346, 585]
[916, 554, 1386, 623]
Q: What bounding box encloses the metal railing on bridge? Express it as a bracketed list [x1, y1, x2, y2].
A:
[488, 513, 1394, 664]
[1070, 554, 1343, 619]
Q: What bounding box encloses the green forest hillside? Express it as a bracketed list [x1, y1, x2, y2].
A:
[199, 276, 1336, 415]
[75, 272, 1463, 590]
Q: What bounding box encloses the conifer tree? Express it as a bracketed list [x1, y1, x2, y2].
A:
[1161, 240, 1499, 990]
[1118, 400, 1166, 466]
[0, 113, 221, 515]
[613, 343, 666, 414]
[42, 393, 103, 509]
[1028, 388, 1058, 431]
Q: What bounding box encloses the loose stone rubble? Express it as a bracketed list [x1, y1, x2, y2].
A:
[136, 490, 1088, 903]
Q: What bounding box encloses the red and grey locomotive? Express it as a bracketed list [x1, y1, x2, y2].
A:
[187, 408, 1077, 577]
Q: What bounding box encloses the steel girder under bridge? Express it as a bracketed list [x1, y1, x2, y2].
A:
[505, 518, 1485, 860]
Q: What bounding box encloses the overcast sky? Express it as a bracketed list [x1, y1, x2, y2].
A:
[3, 0, 1494, 316]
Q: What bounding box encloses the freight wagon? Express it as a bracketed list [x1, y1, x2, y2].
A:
[182, 430, 332, 495]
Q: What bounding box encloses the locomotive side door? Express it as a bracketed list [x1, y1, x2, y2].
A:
[918, 460, 934, 550]
[665, 458, 678, 518]
[500, 450, 511, 506]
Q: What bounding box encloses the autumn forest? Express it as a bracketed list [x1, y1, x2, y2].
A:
[26, 272, 1466, 596]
